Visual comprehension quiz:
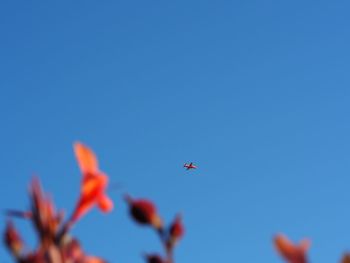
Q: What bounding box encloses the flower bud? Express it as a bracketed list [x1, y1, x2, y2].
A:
[167, 214, 184, 249]
[125, 195, 163, 230]
[4, 221, 23, 257]
[169, 214, 184, 241]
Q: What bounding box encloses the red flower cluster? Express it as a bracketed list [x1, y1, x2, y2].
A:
[9, 141, 348, 263]
[125, 196, 185, 263]
[3, 142, 186, 263]
[4, 178, 108, 263]
[3, 142, 113, 263]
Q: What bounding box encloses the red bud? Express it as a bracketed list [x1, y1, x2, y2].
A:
[125, 195, 163, 230]
[169, 214, 184, 241]
[4, 221, 23, 257]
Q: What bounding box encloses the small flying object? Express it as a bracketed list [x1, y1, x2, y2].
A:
[184, 162, 197, 170]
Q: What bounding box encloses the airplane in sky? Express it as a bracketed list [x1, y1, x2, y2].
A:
[184, 162, 197, 170]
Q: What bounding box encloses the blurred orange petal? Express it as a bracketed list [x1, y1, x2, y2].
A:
[97, 194, 113, 212]
[71, 143, 113, 223]
[275, 234, 297, 258]
[81, 174, 106, 196]
[74, 142, 99, 175]
[71, 177, 104, 222]
[274, 234, 310, 263]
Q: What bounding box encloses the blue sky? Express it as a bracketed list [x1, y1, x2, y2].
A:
[1, 1, 350, 262]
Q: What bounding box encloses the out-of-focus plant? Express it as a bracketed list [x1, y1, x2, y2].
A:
[274, 234, 310, 263]
[124, 196, 184, 263]
[4, 178, 108, 263]
[3, 142, 185, 263]
[7, 142, 350, 263]
[3, 142, 114, 263]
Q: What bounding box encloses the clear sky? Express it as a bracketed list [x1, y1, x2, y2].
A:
[1, 1, 350, 262]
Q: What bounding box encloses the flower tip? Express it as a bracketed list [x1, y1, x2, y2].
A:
[74, 141, 99, 174]
[73, 141, 83, 149]
[274, 233, 287, 244]
[98, 195, 114, 213]
[274, 233, 309, 263]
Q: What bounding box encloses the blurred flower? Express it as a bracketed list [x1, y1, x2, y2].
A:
[124, 195, 163, 230]
[71, 142, 113, 223]
[274, 234, 310, 263]
[3, 143, 110, 263]
[4, 221, 23, 258]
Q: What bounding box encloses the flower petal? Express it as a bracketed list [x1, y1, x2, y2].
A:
[275, 234, 297, 259]
[97, 194, 113, 212]
[74, 142, 99, 175]
[274, 234, 309, 263]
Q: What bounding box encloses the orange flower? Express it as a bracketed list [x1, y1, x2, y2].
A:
[125, 195, 163, 230]
[274, 234, 310, 263]
[71, 142, 113, 223]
